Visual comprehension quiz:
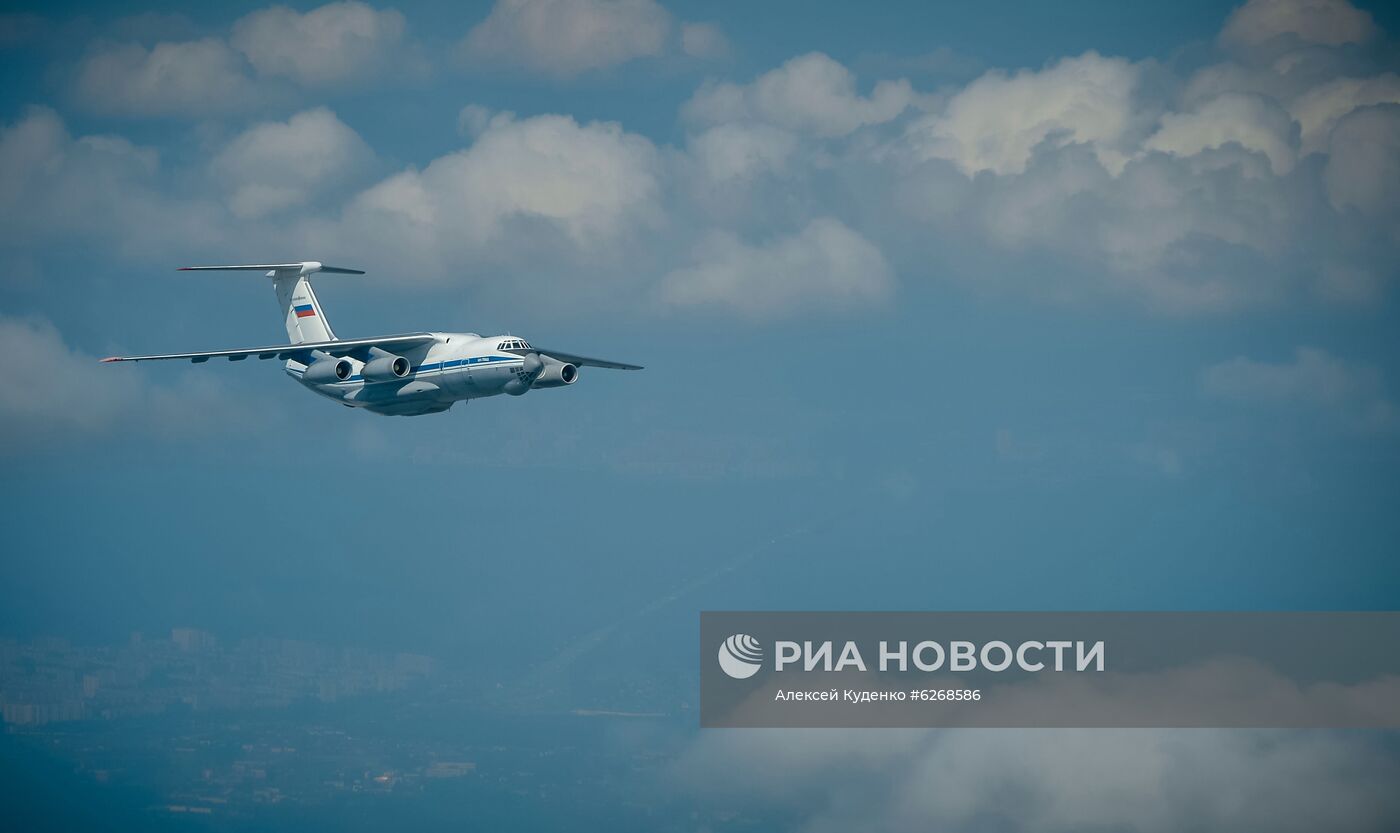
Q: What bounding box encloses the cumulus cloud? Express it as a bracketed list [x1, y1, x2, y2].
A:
[71, 2, 421, 116]
[35, 0, 1400, 318]
[676, 729, 1400, 832]
[659, 219, 892, 316]
[1144, 92, 1299, 175]
[1202, 346, 1397, 432]
[0, 317, 135, 444]
[211, 108, 374, 219]
[686, 123, 798, 182]
[679, 21, 729, 59]
[8, 102, 662, 295]
[858, 0, 1400, 311]
[1323, 104, 1400, 220]
[456, 103, 495, 138]
[335, 112, 661, 278]
[1291, 74, 1400, 155]
[0, 316, 263, 453]
[230, 1, 421, 87]
[685, 52, 917, 138]
[73, 37, 263, 116]
[903, 52, 1144, 175]
[1220, 0, 1378, 51]
[0, 108, 224, 257]
[459, 0, 670, 77]
[885, 135, 1315, 311]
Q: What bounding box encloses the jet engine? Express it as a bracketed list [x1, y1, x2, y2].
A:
[532, 357, 578, 388]
[302, 357, 353, 384]
[361, 353, 411, 382]
[503, 352, 544, 396]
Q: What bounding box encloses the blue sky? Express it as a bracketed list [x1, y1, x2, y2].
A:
[2, 0, 1399, 660]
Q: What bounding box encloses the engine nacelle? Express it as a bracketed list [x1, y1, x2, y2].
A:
[302, 357, 353, 384]
[503, 352, 544, 396]
[361, 354, 411, 382]
[532, 358, 578, 388]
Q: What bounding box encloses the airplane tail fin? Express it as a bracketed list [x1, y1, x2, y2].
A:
[177, 261, 363, 344]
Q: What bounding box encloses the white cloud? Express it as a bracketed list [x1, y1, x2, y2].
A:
[1144, 92, 1299, 175]
[685, 52, 917, 138]
[1202, 346, 1397, 432]
[71, 3, 422, 116]
[211, 108, 374, 219]
[0, 108, 226, 257]
[459, 0, 670, 77]
[1323, 104, 1400, 220]
[337, 113, 661, 277]
[903, 51, 1143, 175]
[0, 317, 134, 444]
[456, 104, 496, 138]
[230, 1, 419, 87]
[73, 38, 263, 116]
[0, 316, 265, 453]
[32, 0, 1400, 320]
[1220, 0, 1378, 51]
[867, 0, 1400, 313]
[659, 218, 892, 316]
[1291, 74, 1400, 155]
[886, 136, 1312, 311]
[679, 21, 729, 59]
[686, 123, 798, 182]
[676, 729, 1400, 833]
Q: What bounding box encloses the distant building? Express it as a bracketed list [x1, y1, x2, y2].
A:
[2, 700, 85, 726]
[425, 761, 476, 778]
[171, 628, 217, 653]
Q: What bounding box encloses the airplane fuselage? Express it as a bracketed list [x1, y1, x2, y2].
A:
[102, 262, 639, 414]
[287, 332, 566, 416]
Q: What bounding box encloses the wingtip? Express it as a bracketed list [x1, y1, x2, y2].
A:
[99, 356, 121, 363]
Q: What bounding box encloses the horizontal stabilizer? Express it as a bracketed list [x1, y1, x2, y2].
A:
[178, 261, 364, 276]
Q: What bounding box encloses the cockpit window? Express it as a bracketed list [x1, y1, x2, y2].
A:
[498, 339, 530, 350]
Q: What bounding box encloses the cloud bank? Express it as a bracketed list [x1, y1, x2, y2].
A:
[459, 0, 671, 77]
[72, 1, 422, 116]
[675, 728, 1400, 832]
[17, 0, 1400, 319]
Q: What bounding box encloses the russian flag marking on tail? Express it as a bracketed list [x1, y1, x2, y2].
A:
[294, 304, 316, 318]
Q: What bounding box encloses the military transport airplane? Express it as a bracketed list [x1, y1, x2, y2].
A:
[102, 261, 642, 416]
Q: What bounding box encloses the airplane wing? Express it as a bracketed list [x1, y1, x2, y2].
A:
[532, 348, 643, 371]
[101, 333, 437, 364]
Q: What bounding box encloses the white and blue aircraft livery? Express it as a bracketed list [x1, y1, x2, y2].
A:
[102, 261, 642, 416]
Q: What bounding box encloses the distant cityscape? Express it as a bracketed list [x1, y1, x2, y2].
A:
[0, 629, 702, 829]
[1, 629, 436, 727]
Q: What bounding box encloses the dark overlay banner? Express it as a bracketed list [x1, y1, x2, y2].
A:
[700, 612, 1400, 728]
